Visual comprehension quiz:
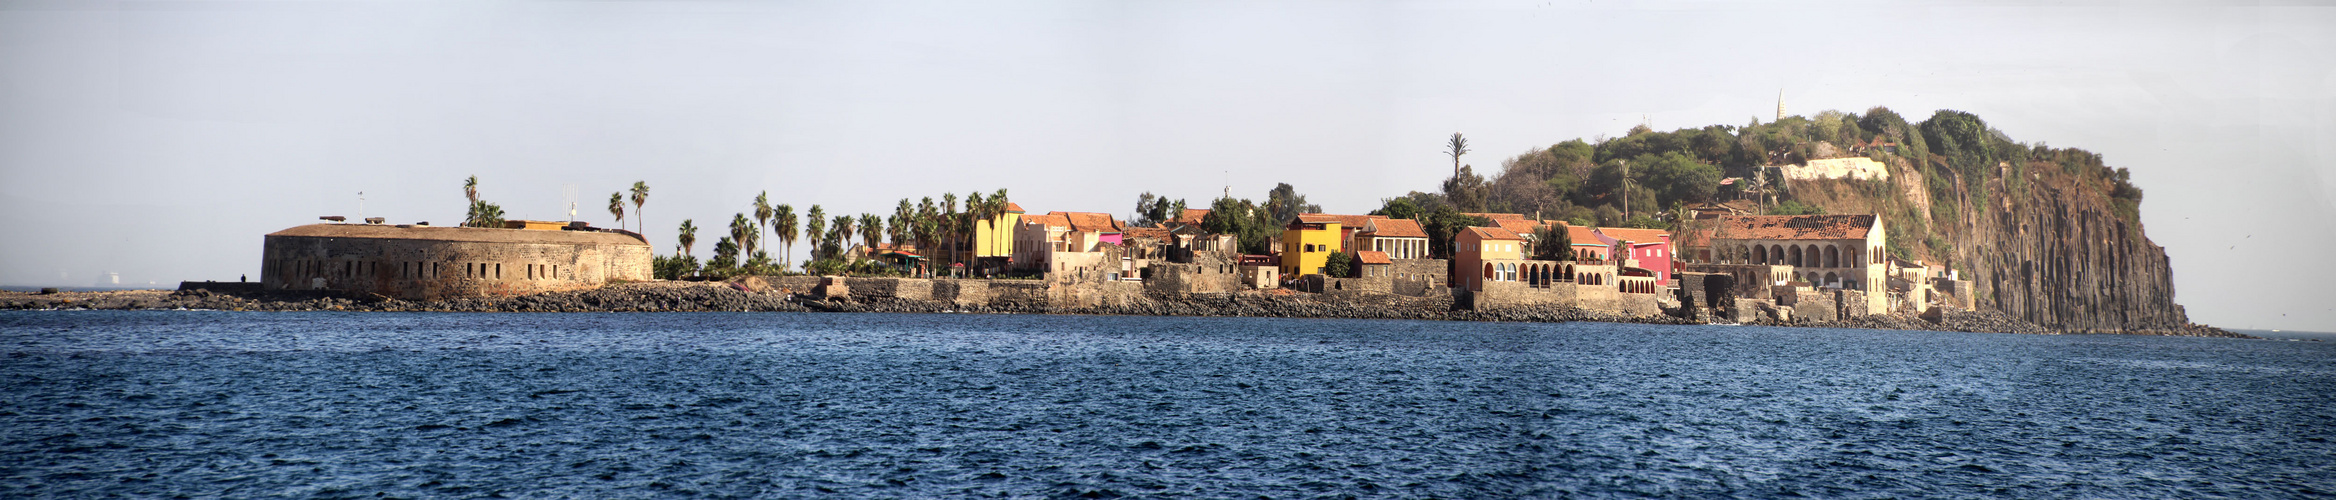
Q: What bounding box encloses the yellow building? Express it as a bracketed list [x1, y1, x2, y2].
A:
[971, 202, 1025, 261]
[1279, 215, 1343, 277]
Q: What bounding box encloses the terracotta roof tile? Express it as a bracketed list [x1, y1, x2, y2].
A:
[1052, 212, 1122, 233]
[1178, 209, 1211, 222]
[1596, 227, 1672, 245]
[1355, 251, 1392, 265]
[1566, 225, 1604, 246]
[1709, 215, 1878, 240]
[1362, 218, 1426, 238]
[1003, 202, 1025, 213]
[1121, 226, 1171, 239]
[1298, 213, 1385, 229]
[1493, 219, 1548, 235]
[1463, 226, 1524, 241]
[1464, 212, 1527, 221]
[1021, 214, 1070, 228]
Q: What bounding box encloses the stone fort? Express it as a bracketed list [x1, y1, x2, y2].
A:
[262, 223, 651, 300]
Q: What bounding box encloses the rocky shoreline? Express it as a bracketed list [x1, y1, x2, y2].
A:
[0, 282, 2255, 339]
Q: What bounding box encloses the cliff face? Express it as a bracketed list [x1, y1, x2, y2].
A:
[1959, 173, 2188, 333]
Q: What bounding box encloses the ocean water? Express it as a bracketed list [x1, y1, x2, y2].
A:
[2, 312, 2330, 498]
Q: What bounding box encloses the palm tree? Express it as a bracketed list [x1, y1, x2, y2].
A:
[859, 213, 883, 252]
[729, 213, 754, 267]
[630, 181, 649, 242]
[678, 219, 699, 257]
[1446, 133, 1470, 179]
[464, 175, 479, 204]
[963, 192, 985, 264]
[773, 204, 797, 270]
[940, 193, 958, 267]
[892, 199, 913, 247]
[753, 191, 773, 244]
[830, 215, 854, 261]
[607, 192, 626, 232]
[805, 205, 827, 260]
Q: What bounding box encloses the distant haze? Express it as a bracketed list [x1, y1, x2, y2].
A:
[2, 1, 2330, 331]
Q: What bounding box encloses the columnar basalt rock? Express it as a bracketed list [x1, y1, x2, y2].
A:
[1966, 177, 2190, 333]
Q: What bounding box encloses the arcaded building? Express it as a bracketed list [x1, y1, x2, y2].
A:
[261, 223, 651, 300]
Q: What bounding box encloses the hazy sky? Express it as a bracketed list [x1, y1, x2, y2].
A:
[2, 0, 2330, 330]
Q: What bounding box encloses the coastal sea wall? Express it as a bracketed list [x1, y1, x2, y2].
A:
[0, 280, 2252, 339]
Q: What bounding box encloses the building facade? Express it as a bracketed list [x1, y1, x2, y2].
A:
[1279, 216, 1343, 277]
[261, 223, 650, 300]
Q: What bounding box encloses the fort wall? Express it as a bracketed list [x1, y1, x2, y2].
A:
[261, 224, 649, 300]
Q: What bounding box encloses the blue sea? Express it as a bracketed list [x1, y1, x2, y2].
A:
[3, 312, 2330, 498]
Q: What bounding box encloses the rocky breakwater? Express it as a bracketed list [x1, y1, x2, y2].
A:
[0, 282, 808, 313]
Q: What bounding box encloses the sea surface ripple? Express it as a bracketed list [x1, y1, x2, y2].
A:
[2, 311, 2330, 498]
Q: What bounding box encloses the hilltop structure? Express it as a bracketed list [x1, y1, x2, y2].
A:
[262, 221, 650, 300]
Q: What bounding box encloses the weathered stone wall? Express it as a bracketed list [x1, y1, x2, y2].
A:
[1836, 289, 1870, 318]
[1471, 281, 1577, 311]
[1792, 290, 1837, 322]
[1619, 293, 1661, 317]
[1390, 259, 1449, 295]
[261, 226, 650, 300]
[1675, 272, 1737, 310]
[844, 278, 932, 301]
[1144, 262, 1243, 295]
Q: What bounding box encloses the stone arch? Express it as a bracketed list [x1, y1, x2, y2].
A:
[1787, 246, 1802, 267]
[1754, 245, 1768, 265]
[1483, 263, 1495, 283]
[1825, 245, 1839, 268]
[1825, 272, 1839, 286]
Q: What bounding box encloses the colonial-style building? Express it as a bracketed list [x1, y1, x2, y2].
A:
[1012, 211, 1125, 279]
[261, 222, 650, 300]
[1280, 215, 1343, 277]
[1682, 214, 1888, 312]
[1353, 218, 1429, 260]
[1454, 226, 1525, 292]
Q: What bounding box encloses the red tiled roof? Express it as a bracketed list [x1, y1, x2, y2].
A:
[1566, 225, 1604, 246]
[1003, 202, 1025, 213]
[1709, 215, 1878, 240]
[1021, 213, 1070, 228]
[1464, 212, 1527, 221]
[1298, 213, 1385, 230]
[1596, 227, 1672, 245]
[1362, 218, 1426, 238]
[1493, 219, 1548, 235]
[1295, 214, 1344, 225]
[1121, 226, 1171, 239]
[1178, 209, 1211, 222]
[1462, 226, 1524, 241]
[1355, 251, 1392, 265]
[1053, 212, 1122, 233]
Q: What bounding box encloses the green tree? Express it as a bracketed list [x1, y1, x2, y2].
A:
[607, 192, 626, 232]
[1532, 223, 1574, 261]
[753, 192, 773, 254]
[1264, 183, 1320, 226]
[1323, 251, 1355, 279]
[677, 219, 698, 257]
[1371, 197, 1423, 220]
[630, 181, 649, 243]
[772, 204, 797, 270]
[729, 213, 756, 268]
[832, 215, 856, 258]
[463, 175, 479, 205]
[892, 199, 914, 246]
[805, 205, 827, 260]
[464, 200, 506, 228]
[859, 213, 883, 251]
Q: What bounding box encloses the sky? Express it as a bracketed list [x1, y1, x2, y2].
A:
[0, 0, 2330, 331]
